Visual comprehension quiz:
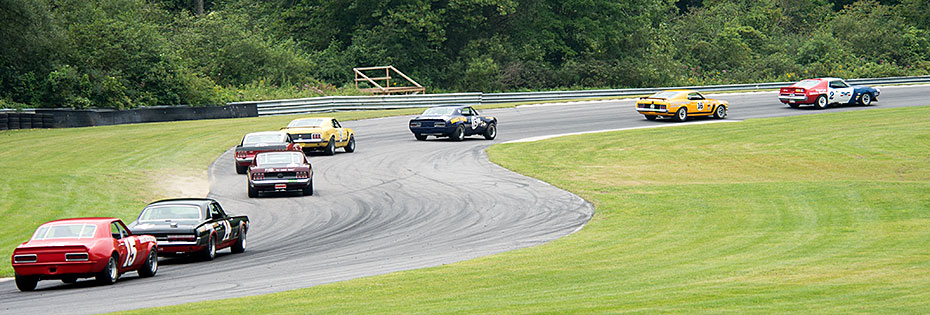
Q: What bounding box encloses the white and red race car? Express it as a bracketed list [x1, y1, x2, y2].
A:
[778, 78, 880, 109]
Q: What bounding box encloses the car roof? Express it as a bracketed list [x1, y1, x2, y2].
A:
[661, 89, 698, 94]
[42, 217, 118, 225]
[815, 77, 843, 81]
[291, 117, 334, 121]
[245, 131, 286, 136]
[146, 198, 214, 208]
[430, 105, 468, 108]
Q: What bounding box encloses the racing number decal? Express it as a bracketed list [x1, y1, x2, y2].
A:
[471, 117, 480, 130]
[122, 239, 137, 267]
[697, 101, 704, 111]
[219, 220, 232, 242]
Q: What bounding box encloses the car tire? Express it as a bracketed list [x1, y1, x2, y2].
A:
[137, 249, 158, 278]
[61, 276, 77, 284]
[450, 125, 465, 141]
[248, 185, 257, 198]
[344, 136, 356, 153]
[96, 256, 119, 285]
[860, 93, 872, 106]
[483, 123, 497, 140]
[713, 105, 727, 119]
[816, 95, 828, 109]
[201, 235, 216, 261]
[675, 107, 688, 122]
[789, 103, 799, 108]
[414, 134, 428, 141]
[235, 164, 247, 175]
[15, 274, 38, 291]
[644, 115, 657, 121]
[324, 137, 336, 155]
[302, 179, 314, 196]
[231, 226, 247, 254]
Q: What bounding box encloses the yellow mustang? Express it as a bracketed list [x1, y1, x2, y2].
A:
[635, 90, 728, 121]
[282, 117, 356, 155]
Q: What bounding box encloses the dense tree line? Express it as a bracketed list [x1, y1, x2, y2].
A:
[2, 0, 929, 109]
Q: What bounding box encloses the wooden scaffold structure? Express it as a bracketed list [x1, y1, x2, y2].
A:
[353, 66, 425, 95]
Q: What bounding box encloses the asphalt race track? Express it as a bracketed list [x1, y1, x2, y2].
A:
[2, 86, 929, 314]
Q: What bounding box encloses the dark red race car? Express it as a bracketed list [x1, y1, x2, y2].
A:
[248, 151, 314, 198]
[234, 131, 303, 174]
[11, 218, 158, 291]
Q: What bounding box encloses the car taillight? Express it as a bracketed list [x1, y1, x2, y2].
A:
[65, 253, 89, 261]
[296, 171, 309, 179]
[167, 235, 196, 241]
[252, 172, 264, 180]
[13, 254, 37, 263]
[659, 105, 666, 110]
[235, 151, 246, 159]
[410, 121, 421, 128]
[796, 88, 805, 93]
[312, 133, 321, 139]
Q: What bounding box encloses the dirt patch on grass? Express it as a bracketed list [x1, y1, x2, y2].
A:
[145, 169, 209, 200]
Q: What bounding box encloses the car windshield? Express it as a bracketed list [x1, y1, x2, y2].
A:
[287, 118, 325, 128]
[243, 133, 284, 145]
[421, 107, 455, 116]
[257, 152, 305, 166]
[646, 91, 682, 99]
[794, 80, 821, 89]
[139, 205, 202, 221]
[32, 224, 97, 240]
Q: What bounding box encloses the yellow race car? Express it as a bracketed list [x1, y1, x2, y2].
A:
[282, 117, 356, 155]
[635, 90, 728, 121]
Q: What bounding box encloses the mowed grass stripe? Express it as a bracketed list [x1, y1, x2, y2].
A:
[116, 105, 930, 313]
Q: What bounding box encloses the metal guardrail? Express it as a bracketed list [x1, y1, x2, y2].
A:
[232, 76, 930, 116]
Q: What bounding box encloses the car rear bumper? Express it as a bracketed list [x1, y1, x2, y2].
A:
[235, 157, 254, 166]
[13, 261, 102, 277]
[294, 140, 329, 148]
[250, 178, 312, 191]
[410, 126, 454, 136]
[778, 95, 813, 103]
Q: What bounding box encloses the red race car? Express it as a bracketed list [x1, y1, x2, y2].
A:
[234, 131, 303, 174]
[11, 218, 158, 291]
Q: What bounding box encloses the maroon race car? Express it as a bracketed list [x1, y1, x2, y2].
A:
[234, 131, 303, 174]
[11, 218, 158, 291]
[248, 151, 314, 198]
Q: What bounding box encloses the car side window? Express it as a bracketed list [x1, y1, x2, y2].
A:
[110, 223, 123, 239]
[688, 93, 703, 100]
[210, 204, 223, 220]
[830, 81, 848, 88]
[461, 107, 472, 116]
[212, 202, 227, 218]
[332, 119, 341, 128]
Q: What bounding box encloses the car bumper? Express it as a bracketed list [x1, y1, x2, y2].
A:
[13, 261, 103, 277]
[235, 157, 254, 166]
[157, 243, 207, 254]
[250, 178, 312, 191]
[778, 95, 812, 103]
[294, 140, 329, 148]
[410, 126, 454, 136]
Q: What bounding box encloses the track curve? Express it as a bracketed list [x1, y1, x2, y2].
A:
[2, 86, 929, 314]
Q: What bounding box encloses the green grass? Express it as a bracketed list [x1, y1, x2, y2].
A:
[0, 108, 429, 277]
[119, 105, 930, 313]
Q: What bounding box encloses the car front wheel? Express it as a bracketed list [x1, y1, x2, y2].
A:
[344, 136, 356, 152]
[860, 93, 872, 106]
[483, 123, 497, 140]
[713, 105, 727, 119]
[231, 226, 247, 253]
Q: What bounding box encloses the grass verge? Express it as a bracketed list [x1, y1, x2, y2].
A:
[121, 105, 930, 313]
[0, 108, 429, 277]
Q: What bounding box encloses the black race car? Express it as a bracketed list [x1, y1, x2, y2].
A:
[409, 105, 497, 141]
[127, 198, 249, 261]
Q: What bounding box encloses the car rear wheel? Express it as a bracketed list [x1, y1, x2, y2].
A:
[414, 134, 428, 141]
[713, 105, 727, 119]
[235, 164, 247, 175]
[96, 256, 118, 285]
[138, 249, 158, 278]
[302, 179, 314, 196]
[816, 95, 828, 109]
[860, 93, 872, 105]
[644, 115, 657, 121]
[231, 226, 247, 254]
[344, 136, 356, 152]
[450, 125, 465, 141]
[675, 108, 688, 122]
[483, 123, 497, 140]
[789, 103, 799, 108]
[324, 137, 336, 155]
[201, 235, 216, 261]
[15, 274, 38, 291]
[248, 185, 257, 198]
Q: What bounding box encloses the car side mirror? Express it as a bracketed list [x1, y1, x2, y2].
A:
[112, 233, 121, 239]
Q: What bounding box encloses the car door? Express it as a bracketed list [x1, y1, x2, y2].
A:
[209, 203, 231, 245]
[111, 222, 139, 270]
[331, 119, 345, 144]
[829, 80, 854, 104]
[213, 201, 239, 240]
[462, 107, 479, 134]
[687, 92, 709, 113]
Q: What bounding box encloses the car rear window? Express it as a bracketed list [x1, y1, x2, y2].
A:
[794, 80, 821, 89]
[421, 107, 455, 116]
[257, 152, 305, 166]
[287, 118, 325, 128]
[243, 134, 284, 145]
[140, 205, 202, 221]
[32, 224, 97, 240]
[646, 91, 681, 99]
